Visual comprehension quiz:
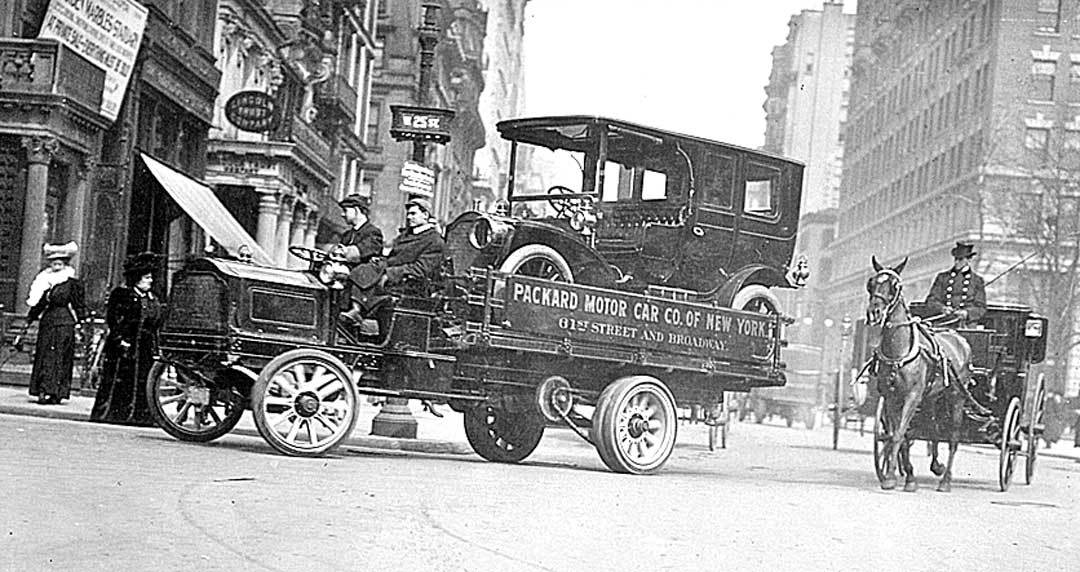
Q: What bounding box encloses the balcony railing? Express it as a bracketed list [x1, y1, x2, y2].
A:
[290, 115, 331, 170]
[315, 73, 358, 126]
[0, 39, 105, 113]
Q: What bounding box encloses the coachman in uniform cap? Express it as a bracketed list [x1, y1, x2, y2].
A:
[924, 241, 986, 327]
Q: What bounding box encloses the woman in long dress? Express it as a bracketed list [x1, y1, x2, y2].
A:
[26, 242, 87, 405]
[90, 252, 164, 426]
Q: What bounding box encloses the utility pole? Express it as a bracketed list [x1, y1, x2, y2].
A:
[832, 314, 852, 450]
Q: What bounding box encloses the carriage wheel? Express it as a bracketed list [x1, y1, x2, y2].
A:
[872, 396, 891, 482]
[251, 349, 359, 457]
[593, 376, 678, 474]
[147, 361, 245, 443]
[998, 396, 1022, 492]
[1024, 373, 1047, 485]
[463, 404, 545, 463]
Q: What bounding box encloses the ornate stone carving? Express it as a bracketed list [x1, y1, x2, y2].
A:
[21, 136, 60, 164]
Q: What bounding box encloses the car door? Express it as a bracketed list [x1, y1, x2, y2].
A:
[731, 156, 799, 272]
[681, 148, 738, 291]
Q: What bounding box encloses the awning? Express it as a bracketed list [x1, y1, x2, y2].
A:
[140, 153, 275, 266]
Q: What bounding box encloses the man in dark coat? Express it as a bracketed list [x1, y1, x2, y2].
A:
[340, 197, 445, 340]
[925, 241, 986, 328]
[337, 193, 383, 265]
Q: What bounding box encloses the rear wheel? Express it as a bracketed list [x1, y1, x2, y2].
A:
[593, 376, 678, 474]
[999, 396, 1022, 492]
[251, 349, 359, 457]
[1025, 373, 1046, 485]
[464, 404, 545, 463]
[732, 284, 782, 315]
[147, 361, 245, 443]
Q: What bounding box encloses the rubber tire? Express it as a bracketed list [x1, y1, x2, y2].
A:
[999, 396, 1022, 492]
[146, 361, 246, 443]
[251, 349, 359, 457]
[731, 284, 782, 315]
[593, 375, 678, 475]
[1025, 373, 1046, 485]
[499, 244, 574, 283]
[464, 404, 545, 463]
[873, 396, 890, 483]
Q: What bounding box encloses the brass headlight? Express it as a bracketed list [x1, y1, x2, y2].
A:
[469, 217, 511, 250]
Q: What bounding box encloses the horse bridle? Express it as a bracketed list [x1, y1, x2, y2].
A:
[867, 269, 906, 328]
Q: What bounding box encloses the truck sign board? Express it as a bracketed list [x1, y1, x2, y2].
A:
[503, 276, 778, 363]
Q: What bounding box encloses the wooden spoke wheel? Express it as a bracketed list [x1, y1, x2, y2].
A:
[593, 376, 678, 474]
[1025, 373, 1047, 486]
[499, 244, 574, 283]
[872, 396, 891, 483]
[463, 404, 545, 463]
[147, 361, 245, 443]
[998, 396, 1022, 492]
[251, 349, 359, 457]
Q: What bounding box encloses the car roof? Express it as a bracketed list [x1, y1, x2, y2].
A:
[497, 115, 805, 168]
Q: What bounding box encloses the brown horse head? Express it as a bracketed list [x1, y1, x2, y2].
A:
[866, 256, 908, 326]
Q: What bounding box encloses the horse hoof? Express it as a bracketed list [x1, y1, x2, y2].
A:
[936, 481, 952, 493]
[930, 462, 945, 477]
[904, 481, 918, 492]
[881, 478, 897, 491]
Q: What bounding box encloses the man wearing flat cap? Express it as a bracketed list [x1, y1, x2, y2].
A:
[341, 197, 445, 340]
[337, 194, 383, 266]
[924, 241, 986, 327]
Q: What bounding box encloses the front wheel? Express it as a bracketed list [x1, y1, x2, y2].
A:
[499, 244, 574, 282]
[251, 349, 359, 457]
[999, 396, 1022, 492]
[147, 361, 246, 443]
[593, 376, 678, 474]
[464, 404, 545, 463]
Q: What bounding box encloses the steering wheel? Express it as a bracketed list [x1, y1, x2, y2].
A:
[547, 185, 582, 217]
[288, 245, 329, 263]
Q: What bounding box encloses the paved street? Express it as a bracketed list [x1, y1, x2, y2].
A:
[2, 413, 1077, 571]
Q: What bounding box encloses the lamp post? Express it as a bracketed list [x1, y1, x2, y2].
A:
[832, 314, 853, 450]
[412, 3, 441, 164]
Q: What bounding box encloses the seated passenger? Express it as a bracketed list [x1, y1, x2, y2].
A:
[337, 193, 384, 266]
[340, 197, 446, 340]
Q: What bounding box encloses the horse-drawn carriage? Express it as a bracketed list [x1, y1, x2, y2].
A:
[144, 116, 810, 474]
[863, 260, 1048, 492]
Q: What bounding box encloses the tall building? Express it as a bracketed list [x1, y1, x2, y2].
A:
[364, 0, 487, 234]
[762, 2, 855, 214]
[1, 0, 220, 310]
[473, 0, 529, 206]
[205, 0, 380, 270]
[831, 0, 1080, 395]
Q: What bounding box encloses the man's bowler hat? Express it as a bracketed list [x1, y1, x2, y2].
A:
[338, 194, 371, 212]
[950, 241, 977, 259]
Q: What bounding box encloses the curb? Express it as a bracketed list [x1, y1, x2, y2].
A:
[0, 403, 473, 456]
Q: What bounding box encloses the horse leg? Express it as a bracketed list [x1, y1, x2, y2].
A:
[901, 440, 918, 492]
[930, 441, 945, 476]
[882, 383, 924, 491]
[937, 397, 964, 493]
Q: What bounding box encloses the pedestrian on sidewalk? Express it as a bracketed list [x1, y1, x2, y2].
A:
[25, 242, 88, 405]
[90, 252, 164, 426]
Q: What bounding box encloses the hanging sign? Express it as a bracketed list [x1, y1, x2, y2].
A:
[224, 91, 281, 133]
[399, 161, 436, 196]
[389, 105, 456, 144]
[38, 0, 149, 122]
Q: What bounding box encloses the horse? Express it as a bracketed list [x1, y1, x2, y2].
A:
[865, 256, 973, 492]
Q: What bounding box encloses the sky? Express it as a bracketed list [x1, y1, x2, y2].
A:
[522, 0, 858, 149]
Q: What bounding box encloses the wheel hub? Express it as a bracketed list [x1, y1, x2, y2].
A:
[628, 414, 648, 439]
[295, 392, 320, 417]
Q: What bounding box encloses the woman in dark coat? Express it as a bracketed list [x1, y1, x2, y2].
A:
[26, 242, 87, 405]
[90, 252, 164, 426]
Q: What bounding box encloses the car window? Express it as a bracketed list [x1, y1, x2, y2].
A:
[642, 169, 668, 200]
[745, 162, 780, 217]
[601, 161, 632, 202]
[698, 152, 735, 209]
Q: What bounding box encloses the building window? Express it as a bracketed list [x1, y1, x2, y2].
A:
[1037, 0, 1061, 33]
[365, 100, 381, 145]
[1032, 60, 1057, 100]
[1025, 127, 1050, 150]
[1065, 130, 1080, 151]
[1070, 61, 1080, 101]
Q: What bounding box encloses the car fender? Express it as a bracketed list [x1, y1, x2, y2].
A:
[503, 222, 622, 285]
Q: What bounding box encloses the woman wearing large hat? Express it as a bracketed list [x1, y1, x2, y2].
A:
[90, 252, 165, 425]
[25, 242, 88, 405]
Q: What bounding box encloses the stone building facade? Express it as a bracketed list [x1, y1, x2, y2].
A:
[831, 0, 1080, 395]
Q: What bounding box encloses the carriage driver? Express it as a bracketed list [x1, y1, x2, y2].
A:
[924, 241, 987, 328]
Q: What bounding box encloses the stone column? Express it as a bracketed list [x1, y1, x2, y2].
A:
[304, 213, 319, 249]
[17, 136, 59, 313]
[255, 191, 280, 258]
[63, 157, 96, 266]
[274, 196, 295, 266]
[288, 204, 307, 268]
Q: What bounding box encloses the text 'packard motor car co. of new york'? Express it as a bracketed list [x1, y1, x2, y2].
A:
[504, 276, 777, 360]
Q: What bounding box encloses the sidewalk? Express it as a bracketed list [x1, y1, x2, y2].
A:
[0, 383, 472, 456]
